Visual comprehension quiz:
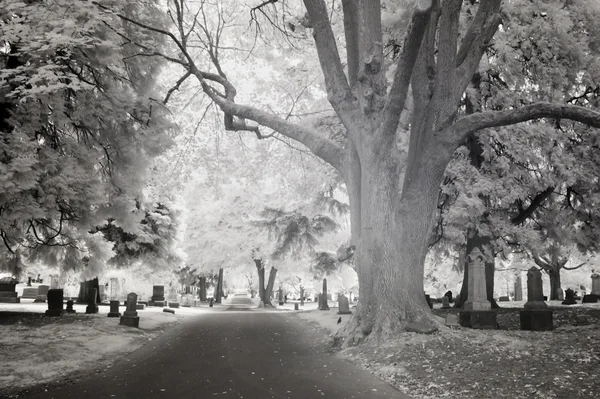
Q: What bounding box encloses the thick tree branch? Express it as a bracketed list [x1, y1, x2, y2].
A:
[454, 102, 600, 144]
[303, 0, 355, 121]
[380, 4, 433, 138]
[564, 262, 587, 271]
[341, 0, 359, 86]
[510, 186, 554, 225]
[192, 67, 344, 171]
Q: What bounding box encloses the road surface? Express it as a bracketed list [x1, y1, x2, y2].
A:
[22, 294, 407, 398]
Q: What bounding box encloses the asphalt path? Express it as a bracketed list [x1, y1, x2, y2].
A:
[22, 294, 407, 399]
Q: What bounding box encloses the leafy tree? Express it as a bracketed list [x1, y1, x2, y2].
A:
[0, 1, 174, 278]
[104, 0, 600, 342]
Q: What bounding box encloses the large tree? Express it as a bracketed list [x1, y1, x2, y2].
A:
[102, 0, 600, 342]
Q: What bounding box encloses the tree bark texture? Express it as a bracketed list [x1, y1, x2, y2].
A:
[199, 277, 207, 301]
[548, 269, 561, 301]
[215, 268, 224, 303]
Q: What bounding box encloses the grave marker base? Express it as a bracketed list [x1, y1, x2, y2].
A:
[459, 310, 498, 329]
[582, 294, 598, 304]
[45, 309, 65, 317]
[168, 302, 180, 309]
[107, 312, 121, 317]
[85, 305, 99, 314]
[520, 309, 553, 331]
[119, 316, 140, 328]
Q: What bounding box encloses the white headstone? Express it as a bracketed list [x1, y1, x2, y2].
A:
[463, 249, 490, 311]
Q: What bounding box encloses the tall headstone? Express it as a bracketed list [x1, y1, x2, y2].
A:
[520, 267, 553, 331]
[556, 288, 564, 301]
[150, 285, 165, 307]
[0, 277, 20, 303]
[109, 277, 119, 300]
[337, 293, 351, 314]
[278, 288, 284, 306]
[459, 252, 497, 329]
[562, 288, 577, 305]
[45, 289, 65, 317]
[85, 288, 99, 314]
[34, 285, 50, 303]
[514, 275, 523, 301]
[108, 300, 121, 317]
[120, 292, 140, 328]
[318, 278, 330, 310]
[524, 268, 547, 309]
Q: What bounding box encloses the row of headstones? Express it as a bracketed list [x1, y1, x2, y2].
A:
[43, 288, 143, 327]
[314, 278, 353, 315]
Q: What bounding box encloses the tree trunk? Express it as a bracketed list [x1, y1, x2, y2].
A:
[548, 268, 561, 301]
[215, 268, 224, 303]
[199, 277, 207, 301]
[264, 266, 277, 306]
[77, 278, 100, 304]
[454, 229, 499, 309]
[300, 286, 304, 306]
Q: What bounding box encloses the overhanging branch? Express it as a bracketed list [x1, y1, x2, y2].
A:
[454, 102, 600, 144]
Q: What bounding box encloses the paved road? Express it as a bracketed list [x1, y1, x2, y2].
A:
[23, 294, 407, 399]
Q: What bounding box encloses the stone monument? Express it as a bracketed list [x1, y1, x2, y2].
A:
[592, 273, 600, 296]
[168, 292, 180, 309]
[562, 288, 577, 305]
[0, 277, 20, 303]
[441, 296, 451, 309]
[459, 253, 497, 329]
[45, 289, 65, 317]
[337, 293, 352, 314]
[318, 278, 330, 310]
[149, 285, 165, 307]
[34, 285, 50, 303]
[85, 287, 99, 314]
[120, 292, 140, 328]
[557, 288, 564, 301]
[520, 267, 553, 331]
[21, 287, 38, 299]
[66, 299, 76, 314]
[514, 275, 523, 301]
[108, 300, 121, 317]
[109, 277, 119, 300]
[278, 288, 284, 306]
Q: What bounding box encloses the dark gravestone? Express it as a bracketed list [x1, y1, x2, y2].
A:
[21, 287, 38, 299]
[85, 288, 99, 314]
[150, 285, 165, 307]
[163, 308, 175, 314]
[278, 288, 284, 306]
[66, 300, 76, 314]
[520, 268, 553, 331]
[45, 289, 65, 317]
[582, 294, 598, 304]
[498, 296, 510, 302]
[120, 292, 140, 328]
[425, 294, 433, 309]
[459, 311, 498, 329]
[0, 277, 20, 303]
[441, 296, 451, 309]
[562, 288, 577, 305]
[107, 300, 121, 317]
[514, 275, 523, 301]
[294, 303, 299, 310]
[444, 291, 453, 303]
[136, 303, 146, 310]
[337, 294, 352, 314]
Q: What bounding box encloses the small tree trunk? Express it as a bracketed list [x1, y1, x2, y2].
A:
[215, 268, 224, 303]
[548, 268, 561, 300]
[199, 277, 207, 301]
[264, 266, 277, 306]
[300, 286, 304, 306]
[255, 259, 268, 305]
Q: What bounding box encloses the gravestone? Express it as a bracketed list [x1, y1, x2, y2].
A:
[520, 267, 553, 331]
[445, 313, 460, 328]
[109, 277, 119, 300]
[294, 303, 299, 310]
[318, 278, 330, 310]
[592, 274, 600, 296]
[498, 296, 510, 302]
[98, 285, 106, 302]
[337, 293, 352, 314]
[441, 296, 451, 309]
[278, 288, 284, 306]
[557, 288, 564, 301]
[21, 287, 38, 299]
[460, 253, 497, 329]
[514, 275, 523, 301]
[34, 285, 50, 303]
[444, 291, 453, 303]
[66, 300, 76, 313]
[168, 292, 180, 309]
[120, 292, 140, 328]
[107, 300, 121, 317]
[562, 288, 577, 305]
[85, 288, 99, 314]
[0, 277, 20, 303]
[150, 285, 166, 307]
[45, 289, 65, 317]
